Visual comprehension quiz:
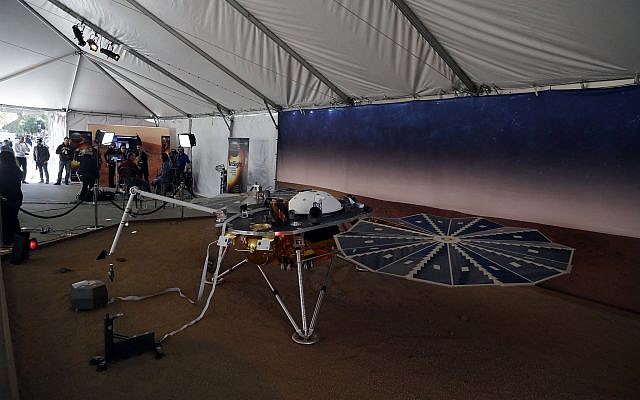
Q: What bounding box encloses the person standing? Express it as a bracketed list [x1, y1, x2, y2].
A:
[54, 137, 72, 185]
[134, 144, 149, 182]
[1, 140, 13, 153]
[176, 147, 190, 174]
[33, 138, 50, 183]
[104, 143, 117, 188]
[77, 147, 99, 202]
[14, 136, 30, 184]
[0, 151, 23, 246]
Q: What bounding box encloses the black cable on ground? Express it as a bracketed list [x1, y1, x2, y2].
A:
[19, 198, 86, 219]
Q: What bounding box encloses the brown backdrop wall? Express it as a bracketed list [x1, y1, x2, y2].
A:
[88, 124, 170, 186]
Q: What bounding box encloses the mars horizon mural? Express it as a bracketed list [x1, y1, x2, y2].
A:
[277, 86, 640, 238]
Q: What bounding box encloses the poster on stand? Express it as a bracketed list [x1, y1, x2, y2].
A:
[226, 138, 249, 193]
[161, 135, 170, 154]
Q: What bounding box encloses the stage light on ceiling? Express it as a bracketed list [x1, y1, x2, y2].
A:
[178, 133, 196, 148]
[87, 35, 99, 52]
[72, 23, 86, 46]
[100, 43, 120, 61]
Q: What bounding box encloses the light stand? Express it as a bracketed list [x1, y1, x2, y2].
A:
[215, 164, 227, 194]
[178, 133, 197, 200]
[89, 131, 113, 231]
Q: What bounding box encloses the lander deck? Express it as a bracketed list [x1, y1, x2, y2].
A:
[224, 203, 372, 237]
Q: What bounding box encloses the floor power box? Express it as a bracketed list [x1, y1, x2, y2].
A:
[71, 280, 108, 311]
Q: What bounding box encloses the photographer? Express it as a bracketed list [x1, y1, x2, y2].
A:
[33, 138, 50, 183]
[77, 146, 99, 202]
[54, 137, 73, 185]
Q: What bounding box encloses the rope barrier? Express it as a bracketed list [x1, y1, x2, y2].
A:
[107, 198, 168, 216]
[19, 192, 190, 220]
[19, 198, 86, 219]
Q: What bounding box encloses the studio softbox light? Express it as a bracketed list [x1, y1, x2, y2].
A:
[178, 133, 196, 148]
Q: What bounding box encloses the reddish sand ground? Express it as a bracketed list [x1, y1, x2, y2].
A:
[3, 194, 639, 400]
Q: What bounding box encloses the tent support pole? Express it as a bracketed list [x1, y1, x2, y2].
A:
[390, 0, 478, 94]
[265, 101, 278, 130]
[66, 52, 82, 111]
[0, 51, 77, 84]
[216, 105, 231, 132]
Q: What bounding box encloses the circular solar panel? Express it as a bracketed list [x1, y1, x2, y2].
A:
[335, 214, 574, 286]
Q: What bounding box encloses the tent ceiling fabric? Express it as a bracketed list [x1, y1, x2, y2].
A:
[0, 53, 77, 109]
[67, 55, 152, 116]
[1, 0, 638, 117]
[407, 0, 640, 87]
[0, 0, 72, 78]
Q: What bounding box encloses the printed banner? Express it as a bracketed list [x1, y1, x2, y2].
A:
[161, 135, 171, 154]
[227, 137, 249, 193]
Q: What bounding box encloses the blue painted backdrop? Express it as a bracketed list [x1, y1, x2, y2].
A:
[277, 86, 640, 236]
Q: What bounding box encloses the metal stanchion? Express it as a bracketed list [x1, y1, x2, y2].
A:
[88, 182, 103, 230]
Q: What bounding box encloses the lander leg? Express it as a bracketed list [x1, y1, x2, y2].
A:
[256, 247, 336, 345]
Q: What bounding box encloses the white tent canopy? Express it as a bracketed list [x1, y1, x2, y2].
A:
[1, 0, 639, 118]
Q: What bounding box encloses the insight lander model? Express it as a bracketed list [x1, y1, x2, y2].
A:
[102, 187, 573, 346]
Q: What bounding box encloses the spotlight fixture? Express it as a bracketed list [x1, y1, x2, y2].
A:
[87, 35, 99, 52]
[72, 23, 86, 46]
[100, 43, 120, 61]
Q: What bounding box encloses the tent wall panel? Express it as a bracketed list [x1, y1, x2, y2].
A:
[47, 111, 67, 170]
[189, 117, 229, 197]
[171, 113, 278, 197]
[277, 86, 640, 238]
[231, 113, 278, 191]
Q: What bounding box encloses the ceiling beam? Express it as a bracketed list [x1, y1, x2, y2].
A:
[223, 0, 353, 105]
[16, 0, 79, 49]
[88, 55, 189, 117]
[66, 53, 82, 111]
[86, 55, 158, 119]
[0, 51, 77, 84]
[390, 0, 478, 94]
[123, 0, 281, 110]
[0, 102, 158, 119]
[46, 0, 232, 115]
